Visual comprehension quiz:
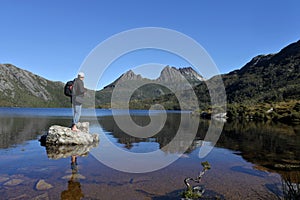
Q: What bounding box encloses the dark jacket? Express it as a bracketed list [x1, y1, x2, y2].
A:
[71, 78, 86, 105]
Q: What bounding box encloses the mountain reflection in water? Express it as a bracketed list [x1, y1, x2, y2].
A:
[98, 113, 208, 153]
[99, 114, 300, 172]
[0, 108, 299, 199]
[220, 121, 300, 172]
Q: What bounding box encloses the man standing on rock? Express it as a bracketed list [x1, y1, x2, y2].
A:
[71, 72, 86, 131]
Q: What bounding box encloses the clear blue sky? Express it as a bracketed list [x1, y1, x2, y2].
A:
[1, 0, 300, 89]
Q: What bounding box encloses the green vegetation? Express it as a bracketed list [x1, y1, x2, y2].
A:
[182, 161, 211, 199]
[226, 100, 300, 123]
[0, 80, 70, 108]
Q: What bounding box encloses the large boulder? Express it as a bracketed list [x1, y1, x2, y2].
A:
[40, 122, 99, 145]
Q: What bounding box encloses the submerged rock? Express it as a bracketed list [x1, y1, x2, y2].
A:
[31, 192, 49, 200]
[35, 179, 53, 190]
[3, 178, 24, 186]
[40, 122, 99, 145]
[0, 176, 9, 183]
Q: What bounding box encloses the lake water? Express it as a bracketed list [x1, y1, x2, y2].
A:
[0, 108, 299, 200]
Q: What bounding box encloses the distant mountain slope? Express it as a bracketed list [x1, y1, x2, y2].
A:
[223, 39, 300, 103]
[0, 64, 69, 107]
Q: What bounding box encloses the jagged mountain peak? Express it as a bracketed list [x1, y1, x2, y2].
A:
[103, 66, 204, 89]
[178, 67, 205, 82]
[104, 69, 145, 88]
[156, 66, 205, 84]
[156, 66, 183, 82]
[121, 70, 143, 80]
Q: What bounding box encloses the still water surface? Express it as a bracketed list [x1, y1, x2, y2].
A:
[0, 108, 299, 199]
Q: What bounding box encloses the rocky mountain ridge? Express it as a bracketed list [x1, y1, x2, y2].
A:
[0, 64, 50, 100]
[105, 66, 204, 89]
[96, 66, 204, 107]
[0, 64, 69, 107]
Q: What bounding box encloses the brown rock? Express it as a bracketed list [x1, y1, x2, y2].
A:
[35, 179, 53, 191]
[4, 178, 24, 186]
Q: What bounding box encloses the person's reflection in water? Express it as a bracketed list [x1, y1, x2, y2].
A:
[71, 155, 78, 173]
[61, 155, 84, 200]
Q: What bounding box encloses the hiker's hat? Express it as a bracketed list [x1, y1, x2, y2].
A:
[78, 72, 85, 77]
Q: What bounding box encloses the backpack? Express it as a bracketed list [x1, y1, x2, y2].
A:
[64, 80, 74, 97]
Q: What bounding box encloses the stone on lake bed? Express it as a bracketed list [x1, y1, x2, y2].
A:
[0, 176, 9, 183]
[35, 179, 53, 190]
[31, 192, 49, 200]
[40, 122, 99, 145]
[3, 178, 24, 186]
